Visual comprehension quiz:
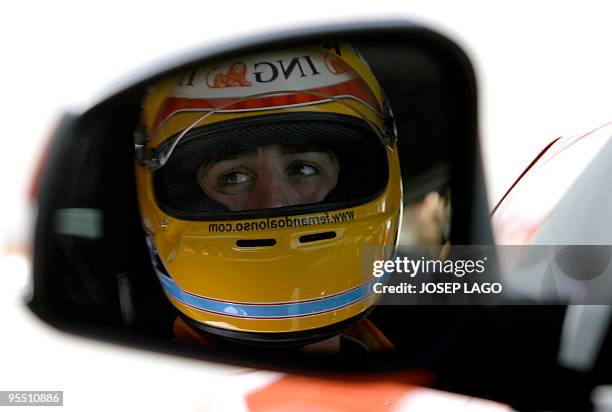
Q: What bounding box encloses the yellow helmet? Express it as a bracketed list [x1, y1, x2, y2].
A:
[135, 43, 402, 345]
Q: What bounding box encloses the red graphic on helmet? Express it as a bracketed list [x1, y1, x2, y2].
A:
[206, 62, 252, 88]
[324, 54, 351, 75]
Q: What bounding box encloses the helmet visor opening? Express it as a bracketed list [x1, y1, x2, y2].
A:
[152, 112, 388, 220]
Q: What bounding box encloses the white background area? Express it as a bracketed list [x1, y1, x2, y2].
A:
[1, 1, 611, 410]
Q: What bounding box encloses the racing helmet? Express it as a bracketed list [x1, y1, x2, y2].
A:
[135, 43, 402, 346]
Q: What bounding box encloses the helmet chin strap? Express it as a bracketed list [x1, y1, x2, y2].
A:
[139, 89, 389, 172]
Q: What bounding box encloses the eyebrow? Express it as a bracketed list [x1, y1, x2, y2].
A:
[198, 144, 338, 178]
[212, 149, 257, 162]
[205, 144, 333, 164]
[280, 144, 332, 155]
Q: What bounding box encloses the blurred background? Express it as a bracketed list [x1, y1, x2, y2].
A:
[1, 1, 611, 410]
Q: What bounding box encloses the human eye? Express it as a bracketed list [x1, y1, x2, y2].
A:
[218, 170, 252, 188]
[287, 162, 318, 177]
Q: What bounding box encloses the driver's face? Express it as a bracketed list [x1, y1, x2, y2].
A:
[198, 144, 339, 211]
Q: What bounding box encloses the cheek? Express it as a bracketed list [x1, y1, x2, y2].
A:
[295, 172, 339, 202]
[205, 190, 249, 211]
[199, 175, 218, 199]
[199, 176, 248, 211]
[317, 166, 339, 192]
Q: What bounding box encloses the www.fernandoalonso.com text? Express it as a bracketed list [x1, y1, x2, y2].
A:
[208, 210, 355, 233]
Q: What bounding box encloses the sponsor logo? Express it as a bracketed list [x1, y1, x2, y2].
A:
[198, 55, 325, 89]
[252, 55, 321, 83]
[206, 62, 252, 88]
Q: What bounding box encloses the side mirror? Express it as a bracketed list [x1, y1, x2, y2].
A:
[29, 20, 491, 368]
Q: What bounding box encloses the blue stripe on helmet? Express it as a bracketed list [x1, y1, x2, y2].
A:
[157, 272, 386, 319]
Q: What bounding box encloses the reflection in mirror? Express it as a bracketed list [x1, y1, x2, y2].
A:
[132, 41, 453, 358]
[33, 32, 465, 370]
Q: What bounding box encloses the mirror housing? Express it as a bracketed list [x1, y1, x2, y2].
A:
[28, 19, 492, 366]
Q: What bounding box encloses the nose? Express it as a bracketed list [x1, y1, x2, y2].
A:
[250, 174, 295, 209]
[248, 145, 302, 210]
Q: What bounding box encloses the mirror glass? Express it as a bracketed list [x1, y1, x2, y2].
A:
[39, 36, 459, 366]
